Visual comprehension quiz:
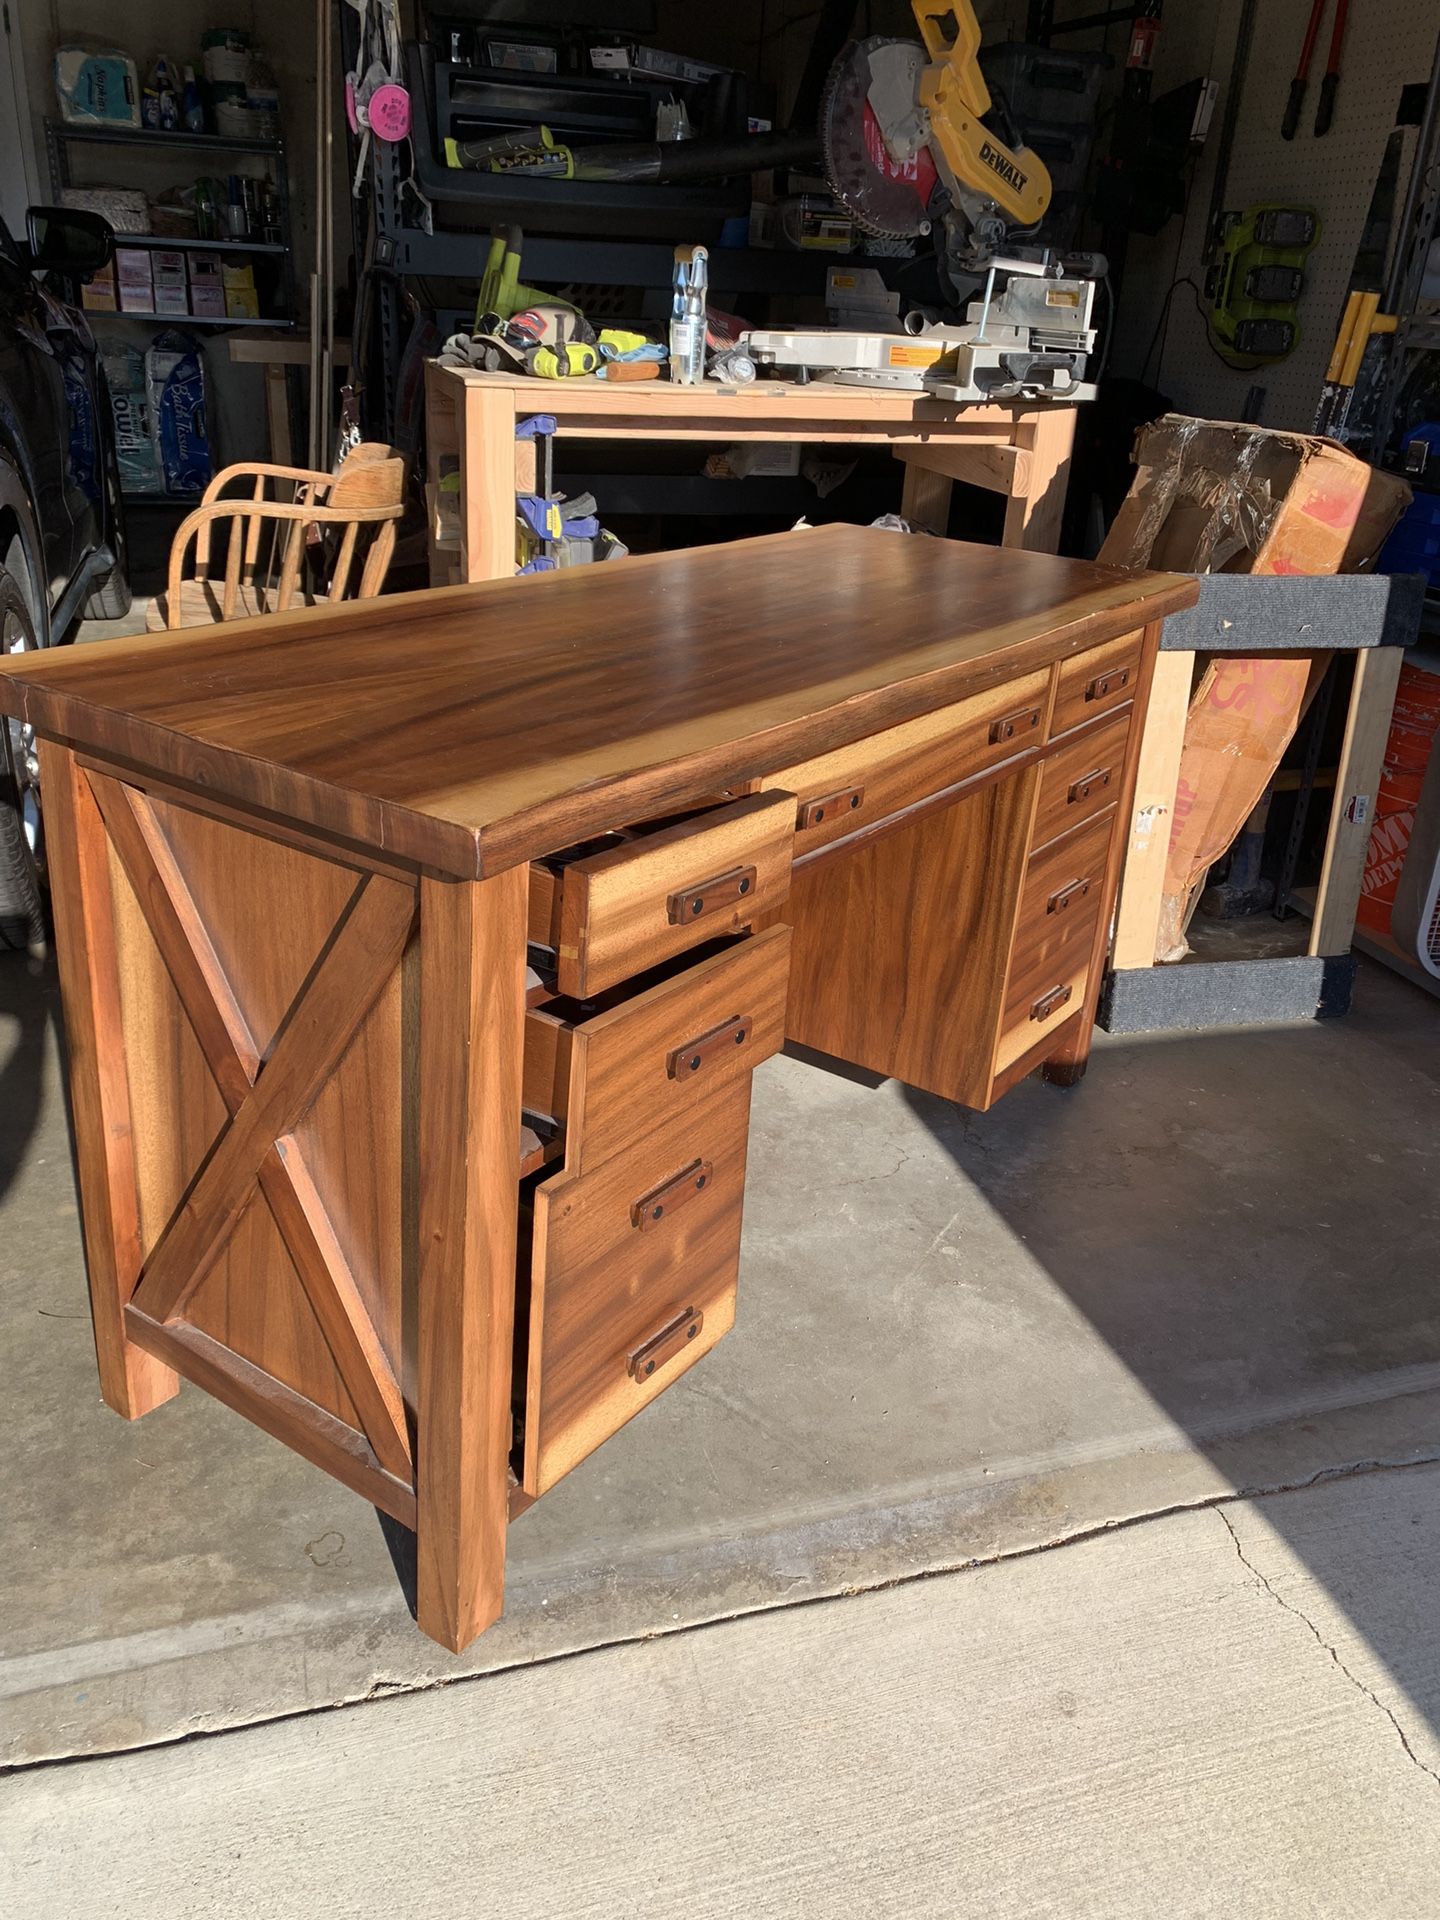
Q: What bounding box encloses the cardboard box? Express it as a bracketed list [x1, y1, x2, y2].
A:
[1100, 415, 1412, 959]
[81, 262, 118, 311]
[152, 250, 189, 317]
[114, 247, 154, 314]
[224, 284, 261, 319]
[188, 251, 225, 318]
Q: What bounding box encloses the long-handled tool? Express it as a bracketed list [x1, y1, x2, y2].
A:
[1282, 0, 1348, 139]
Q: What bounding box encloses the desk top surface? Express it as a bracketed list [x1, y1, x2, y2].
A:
[431, 362, 1062, 426]
[2, 526, 1195, 878]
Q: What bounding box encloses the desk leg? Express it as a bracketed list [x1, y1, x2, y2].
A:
[41, 744, 181, 1419]
[459, 383, 519, 584]
[1002, 407, 1076, 553]
[415, 866, 528, 1653]
[1043, 621, 1163, 1087]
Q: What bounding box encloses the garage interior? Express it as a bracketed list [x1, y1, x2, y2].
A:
[4, 2, 1440, 1911]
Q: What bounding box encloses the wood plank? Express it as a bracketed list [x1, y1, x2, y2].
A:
[1111, 648, 1194, 970]
[898, 441, 1032, 495]
[1310, 646, 1405, 957]
[415, 865, 529, 1653]
[898, 459, 953, 536]
[1003, 408, 1076, 553]
[0, 527, 1196, 880]
[130, 871, 416, 1325]
[38, 743, 180, 1418]
[459, 378, 517, 584]
[125, 1309, 416, 1527]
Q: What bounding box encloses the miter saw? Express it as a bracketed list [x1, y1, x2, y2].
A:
[744, 0, 1103, 404]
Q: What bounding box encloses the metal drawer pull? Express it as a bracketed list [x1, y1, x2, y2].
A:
[798, 785, 865, 830]
[631, 1158, 713, 1231]
[1068, 765, 1113, 804]
[1047, 877, 1093, 916]
[628, 1305, 704, 1382]
[989, 704, 1043, 746]
[1031, 983, 1074, 1022]
[667, 865, 757, 926]
[1085, 666, 1131, 702]
[668, 1013, 752, 1081]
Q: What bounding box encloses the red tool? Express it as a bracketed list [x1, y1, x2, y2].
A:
[1314, 0, 1349, 135]
[1282, 0, 1349, 140]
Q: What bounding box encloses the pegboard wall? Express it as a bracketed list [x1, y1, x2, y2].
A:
[1111, 0, 1439, 431]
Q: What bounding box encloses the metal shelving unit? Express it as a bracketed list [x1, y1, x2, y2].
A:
[45, 118, 297, 332]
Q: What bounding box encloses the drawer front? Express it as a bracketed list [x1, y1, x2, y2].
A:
[761, 670, 1051, 854]
[1051, 631, 1142, 737]
[540, 793, 793, 997]
[525, 925, 791, 1176]
[522, 1078, 752, 1496]
[1002, 807, 1114, 1036]
[1032, 711, 1130, 851]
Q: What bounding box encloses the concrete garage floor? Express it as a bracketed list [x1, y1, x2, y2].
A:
[3, 935, 1440, 1778]
[10, 1471, 1440, 1917]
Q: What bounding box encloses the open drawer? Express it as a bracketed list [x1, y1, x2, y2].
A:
[519, 1075, 754, 1497]
[529, 792, 794, 997]
[525, 925, 791, 1178]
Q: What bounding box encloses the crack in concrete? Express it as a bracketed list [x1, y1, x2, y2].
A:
[1216, 1506, 1440, 1794]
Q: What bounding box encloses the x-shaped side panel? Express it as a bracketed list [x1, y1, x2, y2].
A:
[90, 773, 416, 1479]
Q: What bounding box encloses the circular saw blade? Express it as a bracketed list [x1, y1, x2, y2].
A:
[822, 37, 938, 241]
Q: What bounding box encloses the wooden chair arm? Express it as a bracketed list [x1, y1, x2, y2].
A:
[200, 461, 341, 506]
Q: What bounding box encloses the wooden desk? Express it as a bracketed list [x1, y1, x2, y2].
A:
[0, 528, 1194, 1653]
[425, 362, 1080, 584]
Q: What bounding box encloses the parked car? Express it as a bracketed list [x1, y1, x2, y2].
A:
[1, 204, 129, 949]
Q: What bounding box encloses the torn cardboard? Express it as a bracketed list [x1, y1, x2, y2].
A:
[1099, 415, 1411, 960]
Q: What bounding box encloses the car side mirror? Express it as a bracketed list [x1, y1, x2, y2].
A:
[24, 206, 114, 277]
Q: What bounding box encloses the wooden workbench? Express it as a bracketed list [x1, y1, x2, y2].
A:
[425, 362, 1080, 583]
[1, 527, 1194, 1653]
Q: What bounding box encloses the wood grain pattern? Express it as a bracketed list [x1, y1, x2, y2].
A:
[1051, 630, 1144, 737]
[1000, 810, 1114, 1033]
[415, 866, 529, 1653]
[1310, 646, 1405, 958]
[523, 1077, 752, 1497]
[1110, 649, 1194, 970]
[761, 671, 1050, 856]
[784, 771, 1037, 1110]
[0, 527, 1196, 878]
[37, 743, 180, 1419]
[86, 772, 413, 1477]
[549, 793, 793, 997]
[1042, 621, 1164, 1089]
[526, 927, 791, 1177]
[1031, 710, 1131, 853]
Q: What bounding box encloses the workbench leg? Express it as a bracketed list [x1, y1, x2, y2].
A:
[1110, 648, 1195, 970]
[900, 458, 954, 536]
[1043, 622, 1164, 1087]
[459, 383, 520, 584]
[40, 743, 181, 1420]
[415, 866, 529, 1653]
[1309, 646, 1405, 958]
[1002, 406, 1076, 553]
[264, 364, 293, 468]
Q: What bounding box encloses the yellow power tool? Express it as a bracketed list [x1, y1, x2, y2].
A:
[821, 0, 1052, 267]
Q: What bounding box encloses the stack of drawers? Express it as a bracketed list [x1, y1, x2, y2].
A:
[519, 794, 795, 1497]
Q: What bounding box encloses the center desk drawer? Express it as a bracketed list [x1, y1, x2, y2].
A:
[760, 670, 1051, 854]
[531, 792, 793, 997]
[522, 1076, 753, 1497]
[524, 926, 791, 1177]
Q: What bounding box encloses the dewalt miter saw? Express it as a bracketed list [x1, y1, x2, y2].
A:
[744, 1, 1103, 404]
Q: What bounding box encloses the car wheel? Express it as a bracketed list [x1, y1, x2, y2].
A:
[0, 558, 47, 953]
[83, 421, 133, 621]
